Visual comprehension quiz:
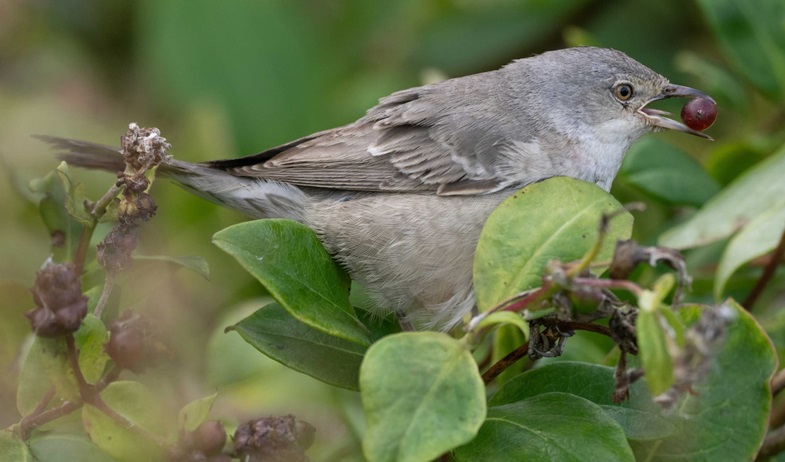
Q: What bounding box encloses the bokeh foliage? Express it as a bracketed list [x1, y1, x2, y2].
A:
[2, 0, 785, 460]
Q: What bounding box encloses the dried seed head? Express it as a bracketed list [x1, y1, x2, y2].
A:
[105, 311, 161, 373]
[120, 123, 171, 173]
[233, 415, 315, 462]
[26, 260, 88, 337]
[97, 228, 138, 273]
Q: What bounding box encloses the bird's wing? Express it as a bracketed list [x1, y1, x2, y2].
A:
[209, 77, 521, 196]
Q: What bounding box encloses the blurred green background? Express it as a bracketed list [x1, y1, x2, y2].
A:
[2, 0, 783, 459]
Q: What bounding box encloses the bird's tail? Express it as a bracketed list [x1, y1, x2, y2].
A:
[36, 135, 309, 221]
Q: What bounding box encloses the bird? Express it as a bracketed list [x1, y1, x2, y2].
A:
[40, 47, 714, 331]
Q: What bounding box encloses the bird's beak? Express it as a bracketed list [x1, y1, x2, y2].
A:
[637, 84, 715, 140]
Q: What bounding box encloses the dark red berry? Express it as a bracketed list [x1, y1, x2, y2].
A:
[680, 97, 717, 131]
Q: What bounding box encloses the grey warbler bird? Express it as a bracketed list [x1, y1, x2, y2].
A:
[41, 47, 714, 331]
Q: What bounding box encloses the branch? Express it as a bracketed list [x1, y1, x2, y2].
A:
[65, 334, 167, 446]
[572, 277, 643, 296]
[65, 334, 96, 400]
[757, 424, 785, 460]
[94, 271, 116, 318]
[560, 321, 612, 338]
[772, 368, 785, 397]
[744, 227, 785, 311]
[73, 226, 93, 276]
[481, 319, 615, 385]
[482, 341, 530, 385]
[17, 400, 82, 439]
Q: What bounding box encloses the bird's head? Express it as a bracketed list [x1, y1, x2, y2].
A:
[513, 47, 716, 142]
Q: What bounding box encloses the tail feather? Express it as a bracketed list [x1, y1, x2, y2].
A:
[35, 135, 126, 174]
[36, 135, 309, 222]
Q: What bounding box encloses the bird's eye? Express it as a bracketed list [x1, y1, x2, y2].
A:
[614, 83, 634, 101]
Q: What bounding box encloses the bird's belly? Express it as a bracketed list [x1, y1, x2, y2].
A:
[306, 191, 510, 330]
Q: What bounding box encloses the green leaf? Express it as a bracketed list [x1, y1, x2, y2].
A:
[178, 393, 218, 433]
[619, 138, 720, 206]
[660, 305, 686, 348]
[213, 219, 371, 346]
[630, 301, 776, 461]
[715, 204, 785, 298]
[454, 393, 634, 462]
[82, 381, 168, 462]
[474, 177, 633, 311]
[489, 362, 676, 441]
[636, 307, 674, 396]
[705, 140, 770, 186]
[17, 337, 78, 416]
[229, 302, 366, 391]
[0, 431, 34, 462]
[83, 285, 103, 314]
[490, 324, 529, 386]
[660, 142, 785, 249]
[29, 168, 83, 261]
[55, 162, 95, 227]
[74, 314, 110, 384]
[651, 273, 676, 302]
[360, 332, 485, 462]
[132, 254, 210, 280]
[28, 432, 116, 462]
[696, 0, 785, 101]
[490, 305, 774, 461]
[476, 311, 528, 336]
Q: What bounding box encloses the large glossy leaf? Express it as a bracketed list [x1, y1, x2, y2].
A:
[229, 302, 366, 391]
[630, 301, 776, 461]
[455, 393, 634, 462]
[660, 143, 785, 249]
[213, 219, 371, 347]
[488, 301, 775, 461]
[618, 138, 720, 206]
[715, 205, 785, 298]
[696, 0, 785, 102]
[361, 332, 485, 462]
[489, 362, 675, 441]
[474, 177, 633, 311]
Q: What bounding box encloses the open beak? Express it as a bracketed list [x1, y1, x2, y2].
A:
[637, 84, 715, 140]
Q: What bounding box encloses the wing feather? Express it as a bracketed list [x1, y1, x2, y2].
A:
[211, 73, 524, 195]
